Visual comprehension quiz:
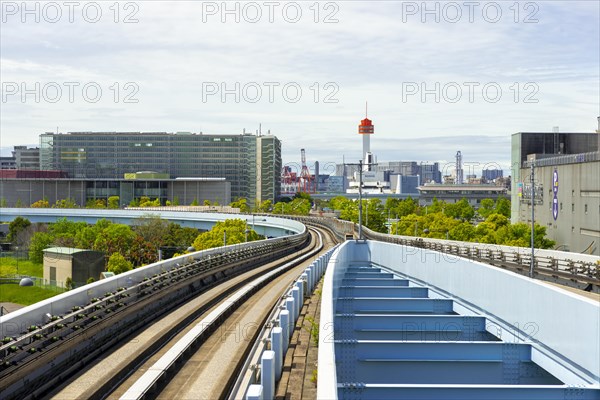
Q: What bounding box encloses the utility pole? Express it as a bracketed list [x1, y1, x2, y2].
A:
[529, 161, 535, 278]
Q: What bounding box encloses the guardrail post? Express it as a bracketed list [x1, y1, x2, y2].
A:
[261, 350, 275, 400]
[294, 280, 304, 305]
[279, 309, 290, 352]
[292, 287, 301, 318]
[285, 295, 296, 324]
[306, 267, 313, 294]
[301, 273, 309, 297]
[271, 327, 283, 381]
[246, 384, 263, 400]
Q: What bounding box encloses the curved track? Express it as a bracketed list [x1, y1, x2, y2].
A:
[47, 226, 338, 400]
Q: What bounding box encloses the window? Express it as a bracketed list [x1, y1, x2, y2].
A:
[572, 203, 575, 213]
[585, 204, 588, 214]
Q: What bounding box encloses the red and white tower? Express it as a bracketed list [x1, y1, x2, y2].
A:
[358, 106, 374, 171]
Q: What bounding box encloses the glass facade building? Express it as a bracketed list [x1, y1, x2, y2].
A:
[39, 132, 281, 204]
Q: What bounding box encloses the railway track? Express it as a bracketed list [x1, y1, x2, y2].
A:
[46, 226, 337, 400]
[1, 231, 310, 400]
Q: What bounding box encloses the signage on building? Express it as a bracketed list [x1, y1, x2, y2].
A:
[552, 169, 559, 220]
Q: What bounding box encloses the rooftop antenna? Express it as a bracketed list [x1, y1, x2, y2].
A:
[365, 101, 368, 118]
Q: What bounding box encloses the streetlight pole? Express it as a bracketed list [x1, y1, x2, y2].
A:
[529, 161, 535, 278]
[15, 246, 19, 275]
[358, 161, 363, 239]
[344, 159, 376, 240]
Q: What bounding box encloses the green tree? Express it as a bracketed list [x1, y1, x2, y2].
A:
[392, 214, 423, 236]
[449, 221, 476, 241]
[191, 198, 199, 206]
[132, 215, 169, 247]
[363, 198, 386, 232]
[8, 217, 31, 242]
[15, 198, 23, 208]
[0, 198, 6, 208]
[106, 252, 133, 275]
[108, 196, 120, 209]
[475, 213, 510, 244]
[93, 224, 136, 255]
[230, 198, 250, 212]
[427, 198, 445, 214]
[52, 198, 77, 208]
[29, 232, 54, 263]
[192, 219, 260, 250]
[139, 197, 160, 207]
[444, 198, 475, 221]
[395, 197, 418, 218]
[49, 218, 87, 238]
[127, 236, 158, 266]
[31, 199, 50, 208]
[173, 196, 180, 206]
[478, 198, 495, 219]
[494, 197, 511, 218]
[163, 223, 199, 248]
[86, 199, 106, 209]
[65, 277, 73, 290]
[256, 200, 272, 213]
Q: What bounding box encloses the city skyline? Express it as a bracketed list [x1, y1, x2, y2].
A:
[1, 1, 598, 173]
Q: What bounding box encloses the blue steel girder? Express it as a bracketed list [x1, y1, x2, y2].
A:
[337, 385, 600, 400]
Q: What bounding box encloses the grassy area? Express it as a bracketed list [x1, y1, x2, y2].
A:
[0, 284, 64, 305]
[0, 257, 43, 277]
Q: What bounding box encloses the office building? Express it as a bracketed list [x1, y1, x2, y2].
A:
[0, 177, 230, 208]
[512, 120, 600, 255]
[39, 131, 281, 205]
[0, 156, 16, 169]
[482, 169, 503, 181]
[13, 146, 40, 170]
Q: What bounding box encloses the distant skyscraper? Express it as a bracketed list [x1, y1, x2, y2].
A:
[482, 169, 503, 181]
[455, 151, 464, 185]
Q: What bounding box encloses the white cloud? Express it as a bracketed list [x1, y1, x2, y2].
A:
[1, 0, 598, 167]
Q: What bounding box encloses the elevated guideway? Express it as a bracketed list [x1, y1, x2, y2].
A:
[318, 240, 600, 400]
[0, 208, 299, 238]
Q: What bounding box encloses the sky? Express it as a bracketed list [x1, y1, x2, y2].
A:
[1, 1, 599, 176]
